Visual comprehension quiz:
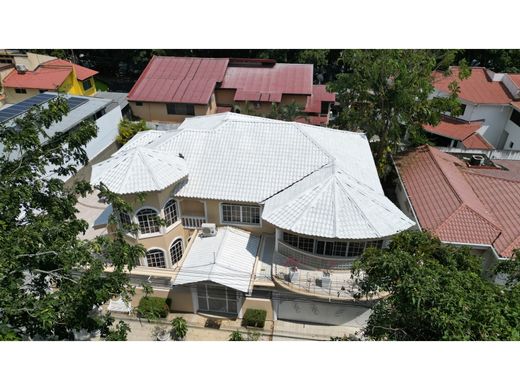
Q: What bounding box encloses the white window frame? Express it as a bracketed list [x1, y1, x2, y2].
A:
[219, 202, 262, 227]
[135, 206, 162, 238]
[144, 247, 167, 268]
[169, 237, 184, 267]
[163, 198, 181, 233]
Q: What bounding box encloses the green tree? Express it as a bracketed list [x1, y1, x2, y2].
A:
[353, 231, 520, 341]
[0, 96, 145, 340]
[265, 102, 304, 122]
[170, 316, 188, 340]
[116, 119, 148, 146]
[330, 49, 468, 175]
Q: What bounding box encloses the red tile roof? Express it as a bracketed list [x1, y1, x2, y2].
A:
[221, 63, 313, 102]
[432, 67, 513, 104]
[397, 146, 520, 257]
[509, 74, 520, 88]
[304, 84, 336, 114]
[462, 133, 494, 150]
[423, 116, 483, 141]
[127, 56, 229, 105]
[2, 59, 97, 90]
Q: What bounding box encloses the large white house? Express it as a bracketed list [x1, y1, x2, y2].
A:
[90, 113, 414, 325]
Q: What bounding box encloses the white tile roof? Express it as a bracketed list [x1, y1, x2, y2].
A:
[90, 146, 187, 194]
[172, 227, 260, 292]
[91, 112, 414, 239]
[262, 167, 414, 239]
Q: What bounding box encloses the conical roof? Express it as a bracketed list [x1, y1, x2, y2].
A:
[91, 146, 188, 194]
[263, 168, 414, 239]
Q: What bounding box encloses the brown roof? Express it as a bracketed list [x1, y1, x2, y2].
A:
[432, 67, 513, 105]
[423, 116, 483, 141]
[304, 84, 336, 114]
[396, 146, 520, 257]
[462, 133, 494, 150]
[509, 74, 520, 88]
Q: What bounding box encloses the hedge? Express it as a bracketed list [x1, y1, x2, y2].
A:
[137, 296, 169, 319]
[242, 309, 267, 328]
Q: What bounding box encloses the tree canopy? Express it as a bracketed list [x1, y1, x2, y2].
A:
[353, 231, 520, 341]
[0, 96, 144, 340]
[330, 49, 468, 174]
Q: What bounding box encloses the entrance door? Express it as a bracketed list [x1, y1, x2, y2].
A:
[196, 283, 239, 315]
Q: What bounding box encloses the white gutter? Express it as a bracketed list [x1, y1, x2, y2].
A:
[440, 240, 506, 262]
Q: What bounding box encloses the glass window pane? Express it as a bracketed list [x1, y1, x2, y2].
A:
[164, 199, 178, 226]
[169, 239, 183, 265]
[298, 237, 314, 253]
[347, 242, 365, 257]
[137, 208, 160, 234]
[146, 249, 166, 268]
[316, 241, 325, 255]
[334, 242, 347, 257]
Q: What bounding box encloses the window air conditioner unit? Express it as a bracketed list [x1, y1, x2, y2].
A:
[201, 223, 217, 237]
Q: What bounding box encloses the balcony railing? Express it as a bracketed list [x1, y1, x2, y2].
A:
[181, 215, 207, 229]
[277, 240, 354, 270]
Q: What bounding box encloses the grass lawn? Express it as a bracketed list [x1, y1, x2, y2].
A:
[95, 79, 109, 92]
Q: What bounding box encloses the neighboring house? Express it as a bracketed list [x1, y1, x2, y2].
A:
[1, 58, 98, 104]
[395, 145, 520, 274]
[90, 113, 413, 325]
[0, 50, 56, 106]
[423, 115, 494, 150]
[127, 56, 336, 125]
[432, 66, 520, 150]
[0, 92, 122, 183]
[94, 91, 131, 118]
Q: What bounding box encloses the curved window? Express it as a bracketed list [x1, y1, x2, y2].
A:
[164, 199, 179, 227]
[169, 238, 184, 265]
[281, 231, 383, 259]
[136, 208, 160, 234]
[146, 249, 166, 268]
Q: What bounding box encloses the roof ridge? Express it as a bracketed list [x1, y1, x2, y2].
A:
[424, 146, 465, 205]
[137, 148, 161, 189]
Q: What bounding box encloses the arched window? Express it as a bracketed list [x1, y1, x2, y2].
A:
[170, 238, 183, 265]
[164, 199, 179, 227]
[136, 208, 160, 234]
[146, 249, 166, 268]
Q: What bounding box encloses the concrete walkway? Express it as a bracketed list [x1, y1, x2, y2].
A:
[106, 312, 359, 341]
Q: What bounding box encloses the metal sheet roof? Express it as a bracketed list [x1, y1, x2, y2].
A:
[221, 63, 313, 101]
[127, 56, 229, 104]
[90, 146, 188, 194]
[172, 227, 260, 292]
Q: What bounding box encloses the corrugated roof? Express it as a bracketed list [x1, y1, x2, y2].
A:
[2, 59, 97, 89]
[396, 146, 520, 257]
[432, 67, 513, 104]
[90, 146, 188, 194]
[172, 227, 260, 292]
[304, 84, 336, 114]
[221, 63, 313, 102]
[127, 56, 229, 104]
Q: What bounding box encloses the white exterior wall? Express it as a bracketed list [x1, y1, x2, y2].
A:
[504, 119, 520, 150]
[462, 103, 512, 148]
[85, 106, 122, 160]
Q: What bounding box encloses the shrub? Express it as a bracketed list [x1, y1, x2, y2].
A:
[171, 317, 188, 340]
[229, 330, 243, 341]
[241, 309, 267, 328]
[116, 119, 148, 145]
[137, 296, 169, 320]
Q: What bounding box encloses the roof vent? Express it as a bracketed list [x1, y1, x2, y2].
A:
[15, 64, 27, 74]
[201, 223, 217, 237]
[469, 154, 485, 166]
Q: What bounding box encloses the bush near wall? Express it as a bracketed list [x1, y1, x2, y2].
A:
[242, 309, 267, 328]
[137, 296, 169, 319]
